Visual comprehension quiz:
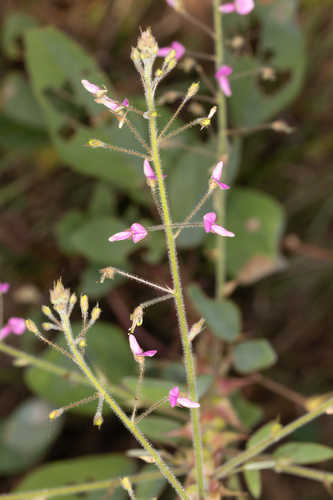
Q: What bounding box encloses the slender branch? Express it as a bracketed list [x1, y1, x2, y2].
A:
[0, 468, 187, 500]
[215, 395, 333, 479]
[174, 189, 213, 239]
[98, 142, 149, 160]
[123, 116, 152, 154]
[106, 266, 173, 294]
[187, 50, 216, 62]
[180, 10, 216, 40]
[158, 95, 191, 140]
[144, 59, 206, 499]
[253, 374, 307, 409]
[213, 0, 228, 301]
[140, 294, 174, 310]
[162, 118, 201, 141]
[275, 464, 333, 484]
[131, 361, 144, 422]
[136, 396, 169, 424]
[59, 313, 188, 500]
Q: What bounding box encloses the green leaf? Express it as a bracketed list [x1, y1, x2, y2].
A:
[14, 453, 135, 500]
[136, 464, 167, 500]
[226, 188, 285, 278]
[233, 339, 277, 374]
[24, 27, 145, 197]
[78, 265, 115, 299]
[137, 416, 182, 445]
[54, 210, 86, 254]
[229, 0, 306, 126]
[0, 398, 63, 474]
[247, 421, 278, 449]
[1, 11, 38, 60]
[70, 215, 134, 266]
[0, 115, 48, 151]
[123, 377, 185, 405]
[243, 469, 262, 499]
[188, 284, 241, 342]
[273, 442, 333, 465]
[25, 322, 135, 414]
[231, 392, 264, 430]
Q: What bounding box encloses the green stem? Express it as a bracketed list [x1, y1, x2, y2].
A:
[275, 464, 333, 484]
[213, 0, 228, 300]
[215, 395, 333, 479]
[144, 63, 206, 499]
[59, 313, 188, 500]
[0, 468, 187, 500]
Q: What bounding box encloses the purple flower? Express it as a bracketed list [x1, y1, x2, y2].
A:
[203, 212, 235, 237]
[0, 317, 26, 340]
[129, 334, 157, 358]
[0, 283, 10, 294]
[169, 386, 200, 408]
[143, 160, 166, 182]
[81, 80, 128, 112]
[108, 223, 148, 244]
[81, 79, 105, 95]
[215, 65, 233, 97]
[158, 41, 185, 61]
[219, 0, 255, 15]
[210, 161, 230, 190]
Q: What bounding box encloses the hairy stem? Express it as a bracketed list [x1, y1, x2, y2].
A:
[144, 62, 206, 499]
[59, 312, 188, 500]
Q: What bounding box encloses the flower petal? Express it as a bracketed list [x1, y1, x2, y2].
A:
[214, 180, 230, 190]
[203, 212, 217, 233]
[177, 397, 200, 408]
[98, 96, 119, 111]
[130, 223, 148, 243]
[219, 3, 236, 13]
[0, 324, 12, 340]
[169, 386, 180, 407]
[211, 224, 235, 238]
[235, 0, 255, 15]
[215, 65, 232, 78]
[140, 349, 158, 357]
[0, 282, 10, 294]
[129, 334, 143, 356]
[211, 161, 223, 181]
[217, 76, 232, 97]
[8, 317, 26, 335]
[144, 159, 156, 179]
[81, 79, 102, 94]
[108, 230, 132, 242]
[171, 41, 185, 60]
[158, 47, 172, 57]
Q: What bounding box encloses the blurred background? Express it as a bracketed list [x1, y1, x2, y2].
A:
[0, 0, 333, 498]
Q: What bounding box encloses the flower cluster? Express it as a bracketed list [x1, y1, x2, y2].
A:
[0, 282, 25, 340]
[219, 0, 255, 15]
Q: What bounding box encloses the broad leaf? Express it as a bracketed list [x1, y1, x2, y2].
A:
[274, 442, 333, 465]
[233, 339, 277, 374]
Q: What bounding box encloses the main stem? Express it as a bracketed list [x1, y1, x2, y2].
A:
[59, 313, 188, 500]
[144, 65, 206, 499]
[213, 0, 228, 300]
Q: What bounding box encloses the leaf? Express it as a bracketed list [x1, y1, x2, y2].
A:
[122, 377, 185, 405]
[247, 421, 279, 449]
[0, 398, 63, 474]
[233, 339, 277, 374]
[0, 115, 48, 151]
[137, 416, 182, 445]
[25, 322, 135, 414]
[228, 0, 306, 126]
[1, 11, 38, 60]
[78, 265, 115, 299]
[230, 392, 264, 430]
[24, 27, 145, 197]
[226, 188, 285, 278]
[54, 210, 86, 254]
[136, 464, 167, 500]
[273, 442, 333, 465]
[243, 469, 262, 499]
[188, 284, 241, 342]
[14, 453, 135, 500]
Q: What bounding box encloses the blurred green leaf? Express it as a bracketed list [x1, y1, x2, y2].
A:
[14, 453, 135, 500]
[79, 265, 115, 299]
[138, 416, 182, 445]
[231, 392, 264, 430]
[123, 377, 184, 405]
[2, 73, 45, 128]
[229, 0, 306, 126]
[188, 284, 241, 342]
[54, 210, 86, 254]
[244, 469, 262, 499]
[248, 421, 278, 449]
[25, 322, 134, 414]
[0, 398, 62, 474]
[88, 181, 115, 216]
[233, 339, 277, 374]
[226, 188, 285, 278]
[1, 11, 38, 60]
[136, 464, 167, 500]
[0, 115, 48, 150]
[273, 442, 333, 465]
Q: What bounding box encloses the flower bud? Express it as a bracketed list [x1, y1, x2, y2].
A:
[26, 319, 39, 334]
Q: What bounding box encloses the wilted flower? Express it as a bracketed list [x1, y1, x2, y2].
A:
[169, 386, 200, 408]
[158, 41, 185, 61]
[210, 161, 230, 190]
[203, 212, 235, 237]
[219, 0, 255, 15]
[215, 65, 233, 97]
[108, 223, 148, 244]
[0, 283, 10, 294]
[129, 334, 157, 358]
[81, 80, 128, 112]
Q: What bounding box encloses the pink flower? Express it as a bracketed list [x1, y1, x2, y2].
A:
[143, 160, 166, 182]
[210, 161, 230, 190]
[0, 283, 10, 294]
[0, 317, 26, 340]
[203, 212, 235, 237]
[129, 334, 157, 358]
[166, 0, 175, 6]
[158, 41, 185, 61]
[215, 65, 233, 97]
[81, 79, 105, 95]
[169, 386, 200, 408]
[81, 80, 128, 112]
[108, 223, 148, 244]
[219, 0, 255, 15]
